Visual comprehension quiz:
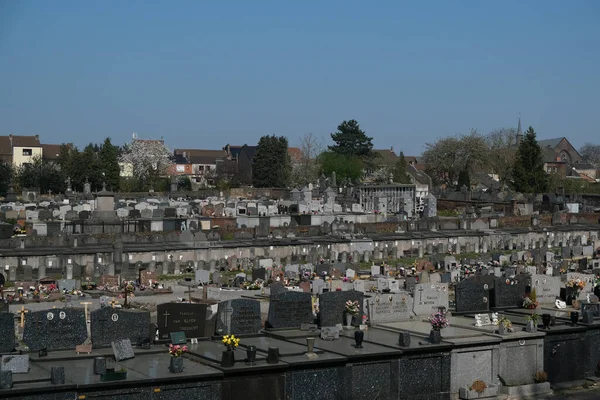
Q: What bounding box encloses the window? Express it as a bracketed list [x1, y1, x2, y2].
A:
[22, 149, 32, 156]
[176, 165, 185, 172]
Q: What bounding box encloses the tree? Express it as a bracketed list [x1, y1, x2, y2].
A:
[485, 128, 518, 185]
[329, 120, 374, 159]
[580, 143, 600, 167]
[98, 137, 121, 191]
[392, 151, 412, 184]
[319, 152, 363, 183]
[289, 133, 323, 188]
[16, 156, 64, 194]
[423, 130, 488, 189]
[457, 169, 470, 190]
[252, 135, 291, 187]
[512, 126, 548, 193]
[119, 139, 173, 189]
[0, 160, 13, 196]
[78, 143, 103, 191]
[177, 176, 192, 191]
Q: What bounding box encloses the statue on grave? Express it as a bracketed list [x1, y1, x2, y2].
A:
[83, 177, 91, 195]
[180, 221, 187, 231]
[331, 171, 337, 187]
[65, 176, 72, 191]
[101, 182, 107, 192]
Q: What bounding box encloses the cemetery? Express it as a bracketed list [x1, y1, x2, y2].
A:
[2, 236, 600, 400]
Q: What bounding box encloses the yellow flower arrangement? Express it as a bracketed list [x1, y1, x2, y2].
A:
[222, 335, 240, 351]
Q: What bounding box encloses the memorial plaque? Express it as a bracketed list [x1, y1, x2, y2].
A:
[0, 355, 29, 374]
[267, 291, 314, 329]
[91, 307, 151, 347]
[23, 309, 87, 351]
[0, 313, 15, 353]
[111, 338, 135, 361]
[157, 303, 207, 340]
[216, 299, 261, 335]
[169, 332, 187, 345]
[319, 290, 364, 327]
[368, 292, 414, 323]
[412, 283, 449, 316]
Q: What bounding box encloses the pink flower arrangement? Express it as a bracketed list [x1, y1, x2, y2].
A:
[428, 312, 449, 331]
[169, 344, 188, 357]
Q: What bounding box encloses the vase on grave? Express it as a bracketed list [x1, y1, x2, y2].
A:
[169, 357, 184, 373]
[498, 324, 506, 335]
[429, 330, 441, 344]
[542, 314, 551, 330]
[570, 311, 579, 326]
[246, 346, 257, 365]
[345, 313, 353, 327]
[221, 350, 235, 368]
[526, 320, 537, 333]
[354, 330, 364, 348]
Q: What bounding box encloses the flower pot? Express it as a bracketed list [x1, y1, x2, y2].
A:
[429, 329, 441, 344]
[542, 314, 551, 329]
[345, 313, 353, 327]
[498, 324, 506, 335]
[169, 356, 184, 373]
[570, 311, 579, 326]
[526, 320, 537, 333]
[354, 330, 364, 348]
[221, 350, 235, 368]
[246, 346, 257, 365]
[93, 357, 106, 375]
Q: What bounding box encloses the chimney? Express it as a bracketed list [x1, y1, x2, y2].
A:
[390, 146, 394, 152]
[34, 134, 39, 141]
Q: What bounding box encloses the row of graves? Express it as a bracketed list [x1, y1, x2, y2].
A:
[3, 253, 600, 400]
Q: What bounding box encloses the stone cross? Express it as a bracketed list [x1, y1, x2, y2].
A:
[109, 298, 119, 308]
[19, 306, 29, 328]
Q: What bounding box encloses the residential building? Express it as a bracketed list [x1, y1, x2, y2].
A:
[173, 149, 226, 186]
[0, 134, 42, 167]
[41, 144, 63, 162]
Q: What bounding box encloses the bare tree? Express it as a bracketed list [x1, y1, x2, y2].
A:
[485, 128, 517, 186]
[423, 130, 489, 189]
[119, 137, 173, 187]
[289, 133, 324, 188]
[580, 143, 600, 167]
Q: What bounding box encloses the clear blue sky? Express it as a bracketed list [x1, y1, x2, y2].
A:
[1, 1, 598, 155]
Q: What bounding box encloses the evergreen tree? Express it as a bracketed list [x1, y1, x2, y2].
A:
[512, 126, 548, 193]
[16, 156, 64, 194]
[319, 152, 363, 183]
[78, 143, 102, 191]
[98, 137, 121, 191]
[392, 152, 412, 184]
[328, 120, 374, 159]
[252, 135, 291, 187]
[0, 160, 13, 196]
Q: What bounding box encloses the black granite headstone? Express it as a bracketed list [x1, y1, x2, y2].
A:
[318, 290, 364, 327]
[90, 307, 151, 347]
[270, 281, 288, 296]
[252, 268, 266, 281]
[216, 299, 261, 335]
[0, 313, 15, 353]
[454, 277, 490, 313]
[23, 309, 87, 351]
[156, 303, 207, 340]
[267, 291, 314, 329]
[492, 276, 527, 308]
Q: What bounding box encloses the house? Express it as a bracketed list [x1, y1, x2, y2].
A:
[537, 137, 582, 166]
[573, 162, 600, 182]
[41, 144, 64, 162]
[288, 147, 302, 165]
[173, 149, 226, 186]
[0, 134, 42, 167]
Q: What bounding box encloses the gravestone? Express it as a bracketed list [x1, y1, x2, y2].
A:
[319, 290, 364, 327]
[270, 281, 288, 296]
[216, 299, 261, 335]
[267, 291, 313, 329]
[111, 338, 135, 362]
[454, 278, 490, 313]
[412, 283, 449, 316]
[368, 292, 414, 323]
[195, 270, 210, 285]
[156, 303, 207, 340]
[252, 268, 266, 281]
[0, 313, 15, 353]
[493, 276, 527, 308]
[90, 307, 151, 347]
[530, 275, 562, 305]
[23, 309, 87, 351]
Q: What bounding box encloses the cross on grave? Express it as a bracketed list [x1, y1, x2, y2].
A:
[110, 298, 119, 308]
[184, 285, 195, 302]
[162, 310, 170, 328]
[19, 306, 29, 328]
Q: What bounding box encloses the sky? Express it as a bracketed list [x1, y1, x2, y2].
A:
[1, 1, 599, 156]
